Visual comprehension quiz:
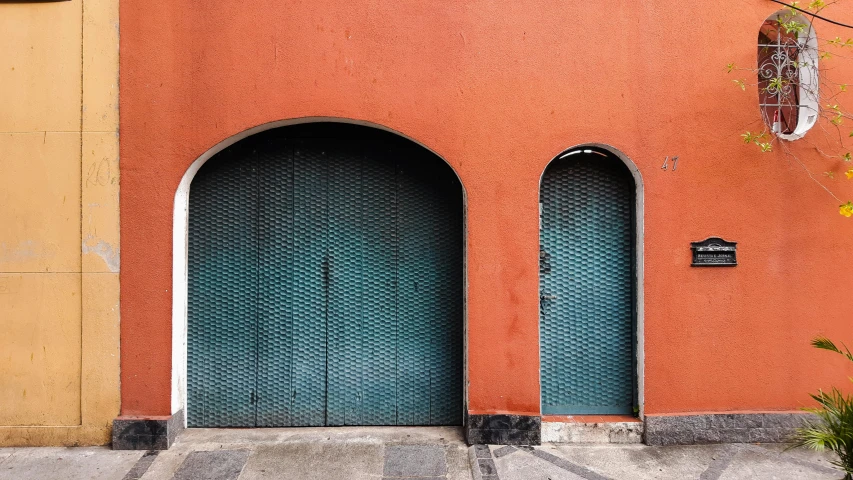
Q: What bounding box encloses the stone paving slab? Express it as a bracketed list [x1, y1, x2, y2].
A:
[745, 443, 839, 471]
[550, 443, 720, 479]
[136, 448, 187, 480]
[0, 447, 143, 480]
[720, 446, 838, 480]
[445, 439, 475, 480]
[239, 443, 382, 480]
[171, 450, 249, 480]
[384, 445, 447, 477]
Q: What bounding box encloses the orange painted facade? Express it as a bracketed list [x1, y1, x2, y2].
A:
[119, 0, 853, 422]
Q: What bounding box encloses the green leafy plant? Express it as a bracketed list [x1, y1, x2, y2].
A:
[791, 337, 853, 479]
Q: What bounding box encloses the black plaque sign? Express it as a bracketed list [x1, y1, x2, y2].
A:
[691, 237, 737, 267]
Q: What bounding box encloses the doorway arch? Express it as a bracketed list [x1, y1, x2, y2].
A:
[538, 144, 644, 417]
[173, 120, 466, 427]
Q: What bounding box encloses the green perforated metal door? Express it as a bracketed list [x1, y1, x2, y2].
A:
[188, 128, 463, 427]
[539, 150, 636, 415]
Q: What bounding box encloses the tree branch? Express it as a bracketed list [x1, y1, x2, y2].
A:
[768, 0, 853, 30]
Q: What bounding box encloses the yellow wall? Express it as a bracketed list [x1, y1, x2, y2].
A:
[0, 0, 119, 446]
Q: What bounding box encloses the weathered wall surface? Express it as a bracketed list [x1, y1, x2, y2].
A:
[118, 0, 853, 420]
[0, 0, 119, 445]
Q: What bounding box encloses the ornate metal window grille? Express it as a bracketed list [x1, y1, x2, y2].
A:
[758, 20, 817, 136]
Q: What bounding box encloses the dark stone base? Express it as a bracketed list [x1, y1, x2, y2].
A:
[112, 410, 184, 450]
[644, 413, 816, 446]
[466, 414, 541, 445]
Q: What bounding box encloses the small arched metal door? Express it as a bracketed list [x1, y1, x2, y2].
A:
[187, 124, 463, 427]
[539, 148, 636, 415]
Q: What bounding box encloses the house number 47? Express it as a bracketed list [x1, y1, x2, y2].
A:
[661, 156, 679, 171]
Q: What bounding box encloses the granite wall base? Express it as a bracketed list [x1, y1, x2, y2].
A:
[466, 414, 541, 445]
[644, 413, 816, 446]
[112, 410, 184, 450]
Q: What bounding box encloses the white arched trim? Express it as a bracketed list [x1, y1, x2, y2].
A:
[171, 117, 468, 422]
[537, 143, 645, 419]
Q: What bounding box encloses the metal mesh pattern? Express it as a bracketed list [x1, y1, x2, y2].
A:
[289, 144, 328, 426]
[187, 131, 463, 427]
[539, 152, 635, 415]
[397, 154, 464, 425]
[256, 138, 296, 426]
[188, 143, 259, 427]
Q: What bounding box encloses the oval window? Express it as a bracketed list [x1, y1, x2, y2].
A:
[757, 11, 819, 140]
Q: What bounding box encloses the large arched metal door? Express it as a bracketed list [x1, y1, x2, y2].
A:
[187, 125, 463, 427]
[539, 149, 636, 415]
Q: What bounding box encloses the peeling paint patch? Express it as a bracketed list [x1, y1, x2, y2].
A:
[82, 236, 119, 272]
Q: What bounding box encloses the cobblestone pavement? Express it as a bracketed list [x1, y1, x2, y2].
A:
[0, 427, 844, 480]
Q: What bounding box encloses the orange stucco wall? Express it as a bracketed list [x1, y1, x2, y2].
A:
[120, 0, 853, 418]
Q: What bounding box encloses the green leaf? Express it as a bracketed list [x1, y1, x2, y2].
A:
[812, 336, 853, 362]
[791, 383, 853, 475]
[781, 20, 807, 35]
[769, 77, 786, 91]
